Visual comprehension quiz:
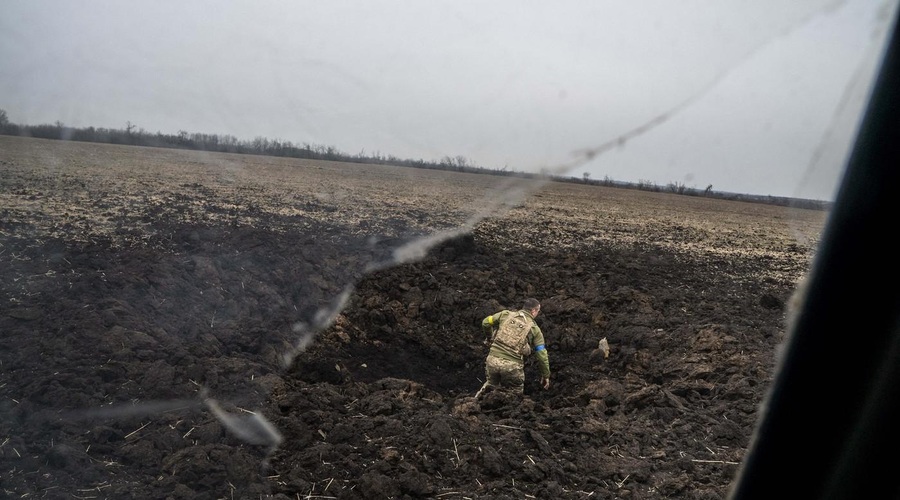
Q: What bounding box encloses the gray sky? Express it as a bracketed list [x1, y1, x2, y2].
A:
[1, 0, 896, 200]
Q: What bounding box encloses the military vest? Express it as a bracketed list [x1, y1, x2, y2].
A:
[492, 310, 534, 356]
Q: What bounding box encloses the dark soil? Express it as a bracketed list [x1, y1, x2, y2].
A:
[0, 137, 824, 499]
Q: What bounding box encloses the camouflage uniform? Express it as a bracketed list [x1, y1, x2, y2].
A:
[476, 309, 550, 396]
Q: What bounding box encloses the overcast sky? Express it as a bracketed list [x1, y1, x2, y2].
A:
[1, 0, 896, 200]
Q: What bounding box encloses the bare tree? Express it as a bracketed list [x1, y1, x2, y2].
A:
[667, 181, 687, 194]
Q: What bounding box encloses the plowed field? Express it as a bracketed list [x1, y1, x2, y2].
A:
[0, 136, 826, 499]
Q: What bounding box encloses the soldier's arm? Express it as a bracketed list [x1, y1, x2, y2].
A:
[530, 326, 551, 378]
[482, 311, 503, 336]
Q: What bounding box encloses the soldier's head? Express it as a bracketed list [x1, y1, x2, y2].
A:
[523, 298, 540, 317]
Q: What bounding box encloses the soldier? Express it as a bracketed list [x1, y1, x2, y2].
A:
[475, 298, 550, 398]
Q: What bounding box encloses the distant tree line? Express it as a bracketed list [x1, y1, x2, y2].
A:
[0, 110, 516, 177]
[0, 114, 486, 172]
[568, 174, 831, 210]
[0, 109, 830, 210]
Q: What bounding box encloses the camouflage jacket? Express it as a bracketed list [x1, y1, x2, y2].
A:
[482, 309, 550, 378]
